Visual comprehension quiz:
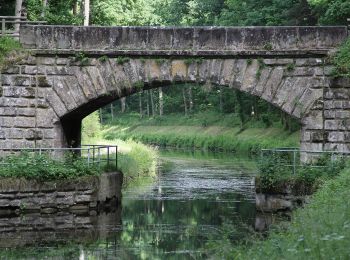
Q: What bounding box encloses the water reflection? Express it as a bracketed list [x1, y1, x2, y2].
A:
[0, 150, 258, 259]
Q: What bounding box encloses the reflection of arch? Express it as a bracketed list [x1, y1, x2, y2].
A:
[41, 57, 324, 150]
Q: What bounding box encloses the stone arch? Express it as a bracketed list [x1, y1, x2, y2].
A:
[42, 56, 330, 148]
[0, 55, 335, 152]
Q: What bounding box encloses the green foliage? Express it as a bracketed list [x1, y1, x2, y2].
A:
[184, 58, 204, 65]
[286, 62, 296, 72]
[256, 58, 266, 79]
[263, 43, 273, 51]
[0, 152, 101, 181]
[116, 56, 130, 65]
[73, 52, 89, 65]
[155, 58, 167, 65]
[0, 37, 22, 65]
[91, 0, 161, 26]
[332, 37, 350, 77]
[257, 152, 346, 194]
[98, 55, 109, 62]
[308, 0, 350, 25]
[82, 112, 102, 141]
[102, 115, 299, 154]
[212, 164, 350, 259]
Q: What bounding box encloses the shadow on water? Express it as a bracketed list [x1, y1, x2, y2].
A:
[0, 149, 266, 259]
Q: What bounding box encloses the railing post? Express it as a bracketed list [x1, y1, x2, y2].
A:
[92, 145, 95, 164]
[98, 147, 101, 167]
[107, 146, 110, 167]
[115, 146, 118, 169]
[87, 148, 90, 166]
[1, 18, 5, 36]
[293, 149, 296, 175]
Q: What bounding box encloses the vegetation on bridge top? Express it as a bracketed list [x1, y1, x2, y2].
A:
[332, 37, 350, 78]
[0, 36, 23, 70]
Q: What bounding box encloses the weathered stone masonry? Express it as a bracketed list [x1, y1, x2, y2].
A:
[0, 25, 349, 153]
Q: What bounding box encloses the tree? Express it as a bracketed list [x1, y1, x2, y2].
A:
[308, 0, 350, 25]
[14, 0, 23, 31]
[83, 0, 90, 26]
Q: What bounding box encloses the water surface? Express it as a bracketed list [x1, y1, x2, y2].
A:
[0, 150, 258, 259]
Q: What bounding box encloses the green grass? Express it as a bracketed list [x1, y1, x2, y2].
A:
[208, 163, 350, 259]
[0, 37, 23, 68]
[103, 124, 299, 154]
[82, 138, 158, 186]
[102, 111, 299, 154]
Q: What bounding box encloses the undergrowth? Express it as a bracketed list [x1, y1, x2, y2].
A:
[256, 153, 346, 195]
[0, 37, 23, 69]
[332, 37, 350, 77]
[0, 152, 101, 181]
[208, 163, 350, 259]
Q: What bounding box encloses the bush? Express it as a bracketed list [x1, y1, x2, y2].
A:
[332, 37, 350, 77]
[257, 152, 346, 194]
[0, 152, 101, 181]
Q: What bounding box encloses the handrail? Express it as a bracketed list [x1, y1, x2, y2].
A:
[0, 16, 47, 39]
[0, 145, 118, 169]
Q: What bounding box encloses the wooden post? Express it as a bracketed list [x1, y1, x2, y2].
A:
[347, 18, 350, 30]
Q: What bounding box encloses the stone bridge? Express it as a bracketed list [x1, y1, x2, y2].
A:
[0, 25, 349, 154]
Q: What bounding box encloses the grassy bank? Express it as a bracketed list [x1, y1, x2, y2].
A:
[208, 162, 350, 259]
[82, 137, 158, 186]
[103, 125, 299, 154]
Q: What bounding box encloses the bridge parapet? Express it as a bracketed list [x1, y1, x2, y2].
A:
[20, 25, 348, 57]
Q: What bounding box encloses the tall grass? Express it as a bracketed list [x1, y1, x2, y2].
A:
[103, 125, 299, 154]
[207, 163, 350, 259]
[117, 139, 158, 181]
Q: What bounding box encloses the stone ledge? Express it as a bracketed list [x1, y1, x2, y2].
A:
[30, 49, 331, 58]
[0, 171, 123, 216]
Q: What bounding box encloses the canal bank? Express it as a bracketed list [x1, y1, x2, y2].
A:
[220, 164, 350, 259]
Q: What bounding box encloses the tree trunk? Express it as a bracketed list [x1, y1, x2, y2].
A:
[188, 86, 193, 113]
[159, 87, 163, 117]
[110, 103, 114, 121]
[146, 91, 150, 117]
[120, 97, 126, 113]
[139, 92, 143, 118]
[150, 90, 155, 117]
[14, 0, 23, 32]
[41, 0, 48, 17]
[73, 0, 79, 15]
[183, 88, 188, 116]
[83, 0, 90, 26]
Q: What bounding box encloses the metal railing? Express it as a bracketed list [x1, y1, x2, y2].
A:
[260, 148, 350, 175]
[0, 145, 118, 169]
[0, 16, 47, 39]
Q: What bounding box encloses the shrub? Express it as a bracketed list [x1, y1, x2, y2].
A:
[0, 152, 101, 181]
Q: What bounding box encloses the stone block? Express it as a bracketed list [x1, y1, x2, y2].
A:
[148, 27, 173, 50]
[14, 117, 36, 128]
[173, 28, 194, 50]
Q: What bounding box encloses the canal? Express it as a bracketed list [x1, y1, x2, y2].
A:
[0, 149, 258, 259]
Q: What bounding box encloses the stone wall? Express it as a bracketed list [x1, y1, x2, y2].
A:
[20, 25, 347, 55]
[0, 172, 123, 215]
